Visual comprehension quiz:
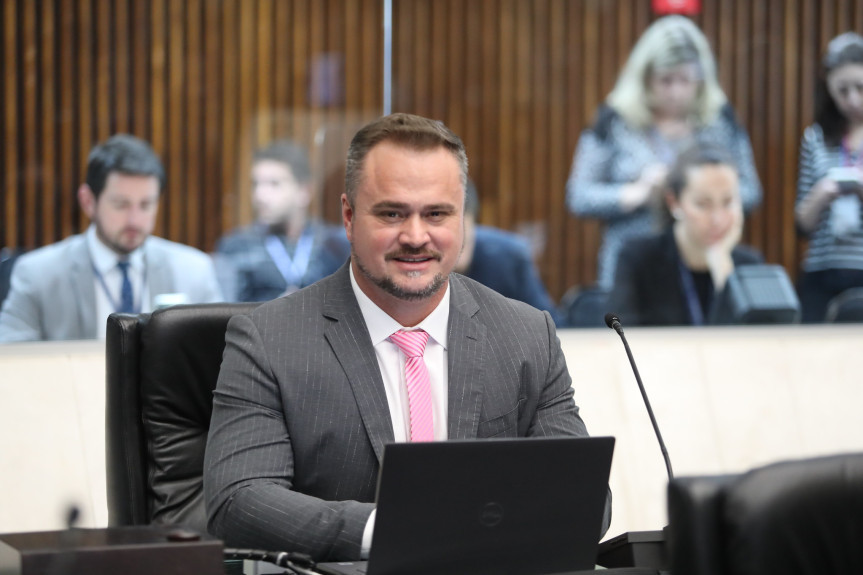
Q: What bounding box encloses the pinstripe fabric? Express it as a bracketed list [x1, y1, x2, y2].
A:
[203, 262, 609, 562]
[389, 329, 433, 442]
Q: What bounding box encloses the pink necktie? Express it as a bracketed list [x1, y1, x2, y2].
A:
[389, 329, 434, 442]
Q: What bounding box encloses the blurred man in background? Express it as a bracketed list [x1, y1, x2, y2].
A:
[216, 140, 349, 301]
[455, 180, 564, 325]
[0, 134, 222, 342]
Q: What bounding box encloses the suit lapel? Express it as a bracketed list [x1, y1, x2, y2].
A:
[446, 275, 486, 439]
[322, 266, 394, 464]
[70, 237, 98, 338]
[659, 230, 692, 325]
[144, 240, 173, 304]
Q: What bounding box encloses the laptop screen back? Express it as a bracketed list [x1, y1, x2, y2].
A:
[366, 436, 614, 575]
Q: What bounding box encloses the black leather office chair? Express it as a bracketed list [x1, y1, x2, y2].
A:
[105, 302, 259, 533]
[667, 452, 863, 575]
[825, 287, 863, 323]
[558, 285, 609, 328]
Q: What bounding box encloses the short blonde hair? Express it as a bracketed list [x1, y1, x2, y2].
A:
[606, 16, 727, 128]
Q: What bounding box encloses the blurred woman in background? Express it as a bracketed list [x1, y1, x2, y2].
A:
[606, 143, 762, 326]
[795, 32, 863, 322]
[566, 15, 761, 290]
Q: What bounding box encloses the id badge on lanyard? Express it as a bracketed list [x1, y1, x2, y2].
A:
[265, 232, 314, 290]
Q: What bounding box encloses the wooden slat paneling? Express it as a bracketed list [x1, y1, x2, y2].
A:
[114, 0, 130, 134]
[58, 0, 77, 240]
[167, 0, 185, 241]
[185, 0, 202, 246]
[95, 0, 111, 141]
[255, 0, 272, 148]
[2, 0, 862, 304]
[149, 0, 166, 238]
[40, 0, 56, 244]
[3, 0, 19, 248]
[783, 0, 802, 273]
[390, 0, 863, 299]
[22, 0, 38, 247]
[219, 0, 239, 236]
[202, 0, 222, 248]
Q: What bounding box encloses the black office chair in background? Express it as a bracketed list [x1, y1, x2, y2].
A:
[825, 287, 863, 323]
[105, 302, 259, 534]
[558, 285, 609, 328]
[667, 452, 863, 575]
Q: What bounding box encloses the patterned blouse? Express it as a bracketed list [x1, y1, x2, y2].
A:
[796, 123, 863, 272]
[566, 105, 762, 288]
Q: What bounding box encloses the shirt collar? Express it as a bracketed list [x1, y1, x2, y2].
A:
[86, 224, 146, 273]
[349, 263, 450, 350]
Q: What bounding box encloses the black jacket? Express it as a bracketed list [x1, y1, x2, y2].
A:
[607, 229, 763, 326]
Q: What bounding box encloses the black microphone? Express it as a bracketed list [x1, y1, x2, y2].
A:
[604, 313, 673, 481]
[45, 504, 83, 575]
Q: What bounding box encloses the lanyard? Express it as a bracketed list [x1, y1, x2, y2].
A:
[92, 262, 144, 314]
[677, 258, 709, 326]
[265, 231, 314, 289]
[840, 136, 863, 167]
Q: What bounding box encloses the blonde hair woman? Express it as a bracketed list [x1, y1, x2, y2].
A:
[566, 15, 761, 289]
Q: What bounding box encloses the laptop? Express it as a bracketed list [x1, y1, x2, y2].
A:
[316, 436, 614, 575]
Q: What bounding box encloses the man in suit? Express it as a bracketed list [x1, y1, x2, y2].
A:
[0, 134, 222, 342]
[204, 113, 609, 561]
[215, 140, 350, 301]
[455, 179, 565, 325]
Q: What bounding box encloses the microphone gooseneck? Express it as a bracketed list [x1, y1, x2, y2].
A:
[605, 313, 674, 481]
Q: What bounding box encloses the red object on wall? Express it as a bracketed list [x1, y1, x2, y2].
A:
[652, 0, 701, 15]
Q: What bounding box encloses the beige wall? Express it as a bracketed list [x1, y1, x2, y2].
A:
[1, 325, 862, 540]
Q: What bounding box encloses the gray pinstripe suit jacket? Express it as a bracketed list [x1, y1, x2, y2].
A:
[204, 262, 608, 562]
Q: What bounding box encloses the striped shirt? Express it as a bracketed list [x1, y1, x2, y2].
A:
[796, 124, 863, 272]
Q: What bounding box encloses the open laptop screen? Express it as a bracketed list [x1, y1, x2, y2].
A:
[319, 436, 614, 575]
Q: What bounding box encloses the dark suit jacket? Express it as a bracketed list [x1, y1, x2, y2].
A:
[465, 225, 564, 325]
[204, 263, 608, 561]
[215, 220, 350, 302]
[607, 229, 763, 326]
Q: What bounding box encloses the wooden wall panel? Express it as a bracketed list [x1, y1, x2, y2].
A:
[391, 0, 863, 300]
[3, 0, 18, 248]
[0, 0, 383, 254]
[1, 0, 862, 302]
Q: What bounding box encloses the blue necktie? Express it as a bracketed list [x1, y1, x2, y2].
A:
[117, 261, 135, 313]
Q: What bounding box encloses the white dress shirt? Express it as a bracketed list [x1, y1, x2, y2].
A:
[86, 225, 150, 339]
[348, 264, 451, 556]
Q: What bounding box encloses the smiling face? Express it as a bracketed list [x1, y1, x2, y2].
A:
[667, 163, 741, 249]
[342, 140, 464, 318]
[78, 172, 160, 255]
